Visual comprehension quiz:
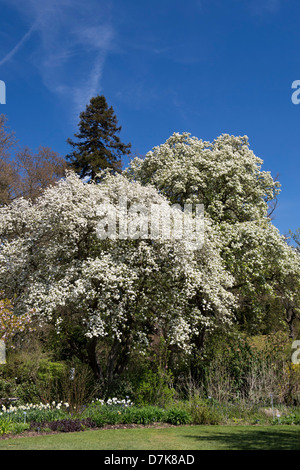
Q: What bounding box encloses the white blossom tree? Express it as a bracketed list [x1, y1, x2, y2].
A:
[125, 132, 300, 336]
[126, 132, 280, 224]
[0, 171, 235, 382]
[220, 220, 300, 336]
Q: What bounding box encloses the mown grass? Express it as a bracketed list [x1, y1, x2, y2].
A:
[0, 425, 299, 450]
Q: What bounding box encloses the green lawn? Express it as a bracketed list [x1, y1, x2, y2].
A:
[0, 425, 299, 450]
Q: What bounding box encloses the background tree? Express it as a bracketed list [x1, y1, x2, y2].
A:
[66, 95, 131, 180]
[0, 115, 19, 205]
[0, 114, 67, 205]
[14, 146, 67, 201]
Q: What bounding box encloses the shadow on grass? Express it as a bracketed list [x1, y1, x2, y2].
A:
[183, 427, 300, 450]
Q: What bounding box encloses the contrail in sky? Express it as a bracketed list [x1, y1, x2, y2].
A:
[0, 22, 37, 67]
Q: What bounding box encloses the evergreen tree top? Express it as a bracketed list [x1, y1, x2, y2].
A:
[66, 95, 131, 180]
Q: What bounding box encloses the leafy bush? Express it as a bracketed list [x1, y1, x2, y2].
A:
[83, 403, 166, 426]
[134, 367, 176, 407]
[15, 383, 42, 404]
[10, 422, 30, 435]
[275, 413, 300, 425]
[165, 407, 191, 425]
[0, 378, 13, 400]
[82, 400, 193, 427]
[1, 349, 67, 404]
[122, 406, 166, 425]
[1, 343, 98, 408]
[177, 396, 222, 425]
[0, 416, 12, 435]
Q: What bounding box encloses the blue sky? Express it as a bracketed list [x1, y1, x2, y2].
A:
[0, 0, 299, 236]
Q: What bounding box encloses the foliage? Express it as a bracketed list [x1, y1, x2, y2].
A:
[9, 422, 30, 434]
[0, 395, 299, 441]
[1, 348, 97, 408]
[133, 366, 176, 407]
[0, 398, 192, 430]
[187, 331, 300, 406]
[118, 406, 165, 426]
[220, 221, 300, 336]
[82, 401, 191, 426]
[14, 146, 67, 201]
[176, 395, 222, 425]
[0, 416, 13, 435]
[1, 345, 66, 404]
[289, 228, 300, 253]
[165, 407, 192, 425]
[276, 413, 300, 425]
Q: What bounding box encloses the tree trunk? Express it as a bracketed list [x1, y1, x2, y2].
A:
[107, 339, 121, 384]
[285, 306, 297, 339]
[87, 337, 104, 381]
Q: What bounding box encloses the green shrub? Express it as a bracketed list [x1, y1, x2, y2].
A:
[276, 413, 300, 425]
[123, 406, 166, 425]
[10, 422, 30, 435]
[165, 407, 191, 425]
[89, 412, 105, 427]
[15, 383, 41, 404]
[134, 367, 176, 407]
[191, 404, 221, 425]
[177, 396, 222, 425]
[82, 401, 193, 427]
[0, 378, 13, 399]
[0, 416, 13, 435]
[84, 404, 167, 426]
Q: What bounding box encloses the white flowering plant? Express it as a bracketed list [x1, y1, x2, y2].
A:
[125, 132, 300, 335]
[0, 170, 235, 383]
[0, 401, 70, 423]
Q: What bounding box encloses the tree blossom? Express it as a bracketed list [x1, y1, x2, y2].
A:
[0, 171, 235, 380]
[125, 132, 300, 335]
[125, 132, 280, 224]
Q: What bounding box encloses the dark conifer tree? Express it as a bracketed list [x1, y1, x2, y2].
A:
[66, 95, 131, 180]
